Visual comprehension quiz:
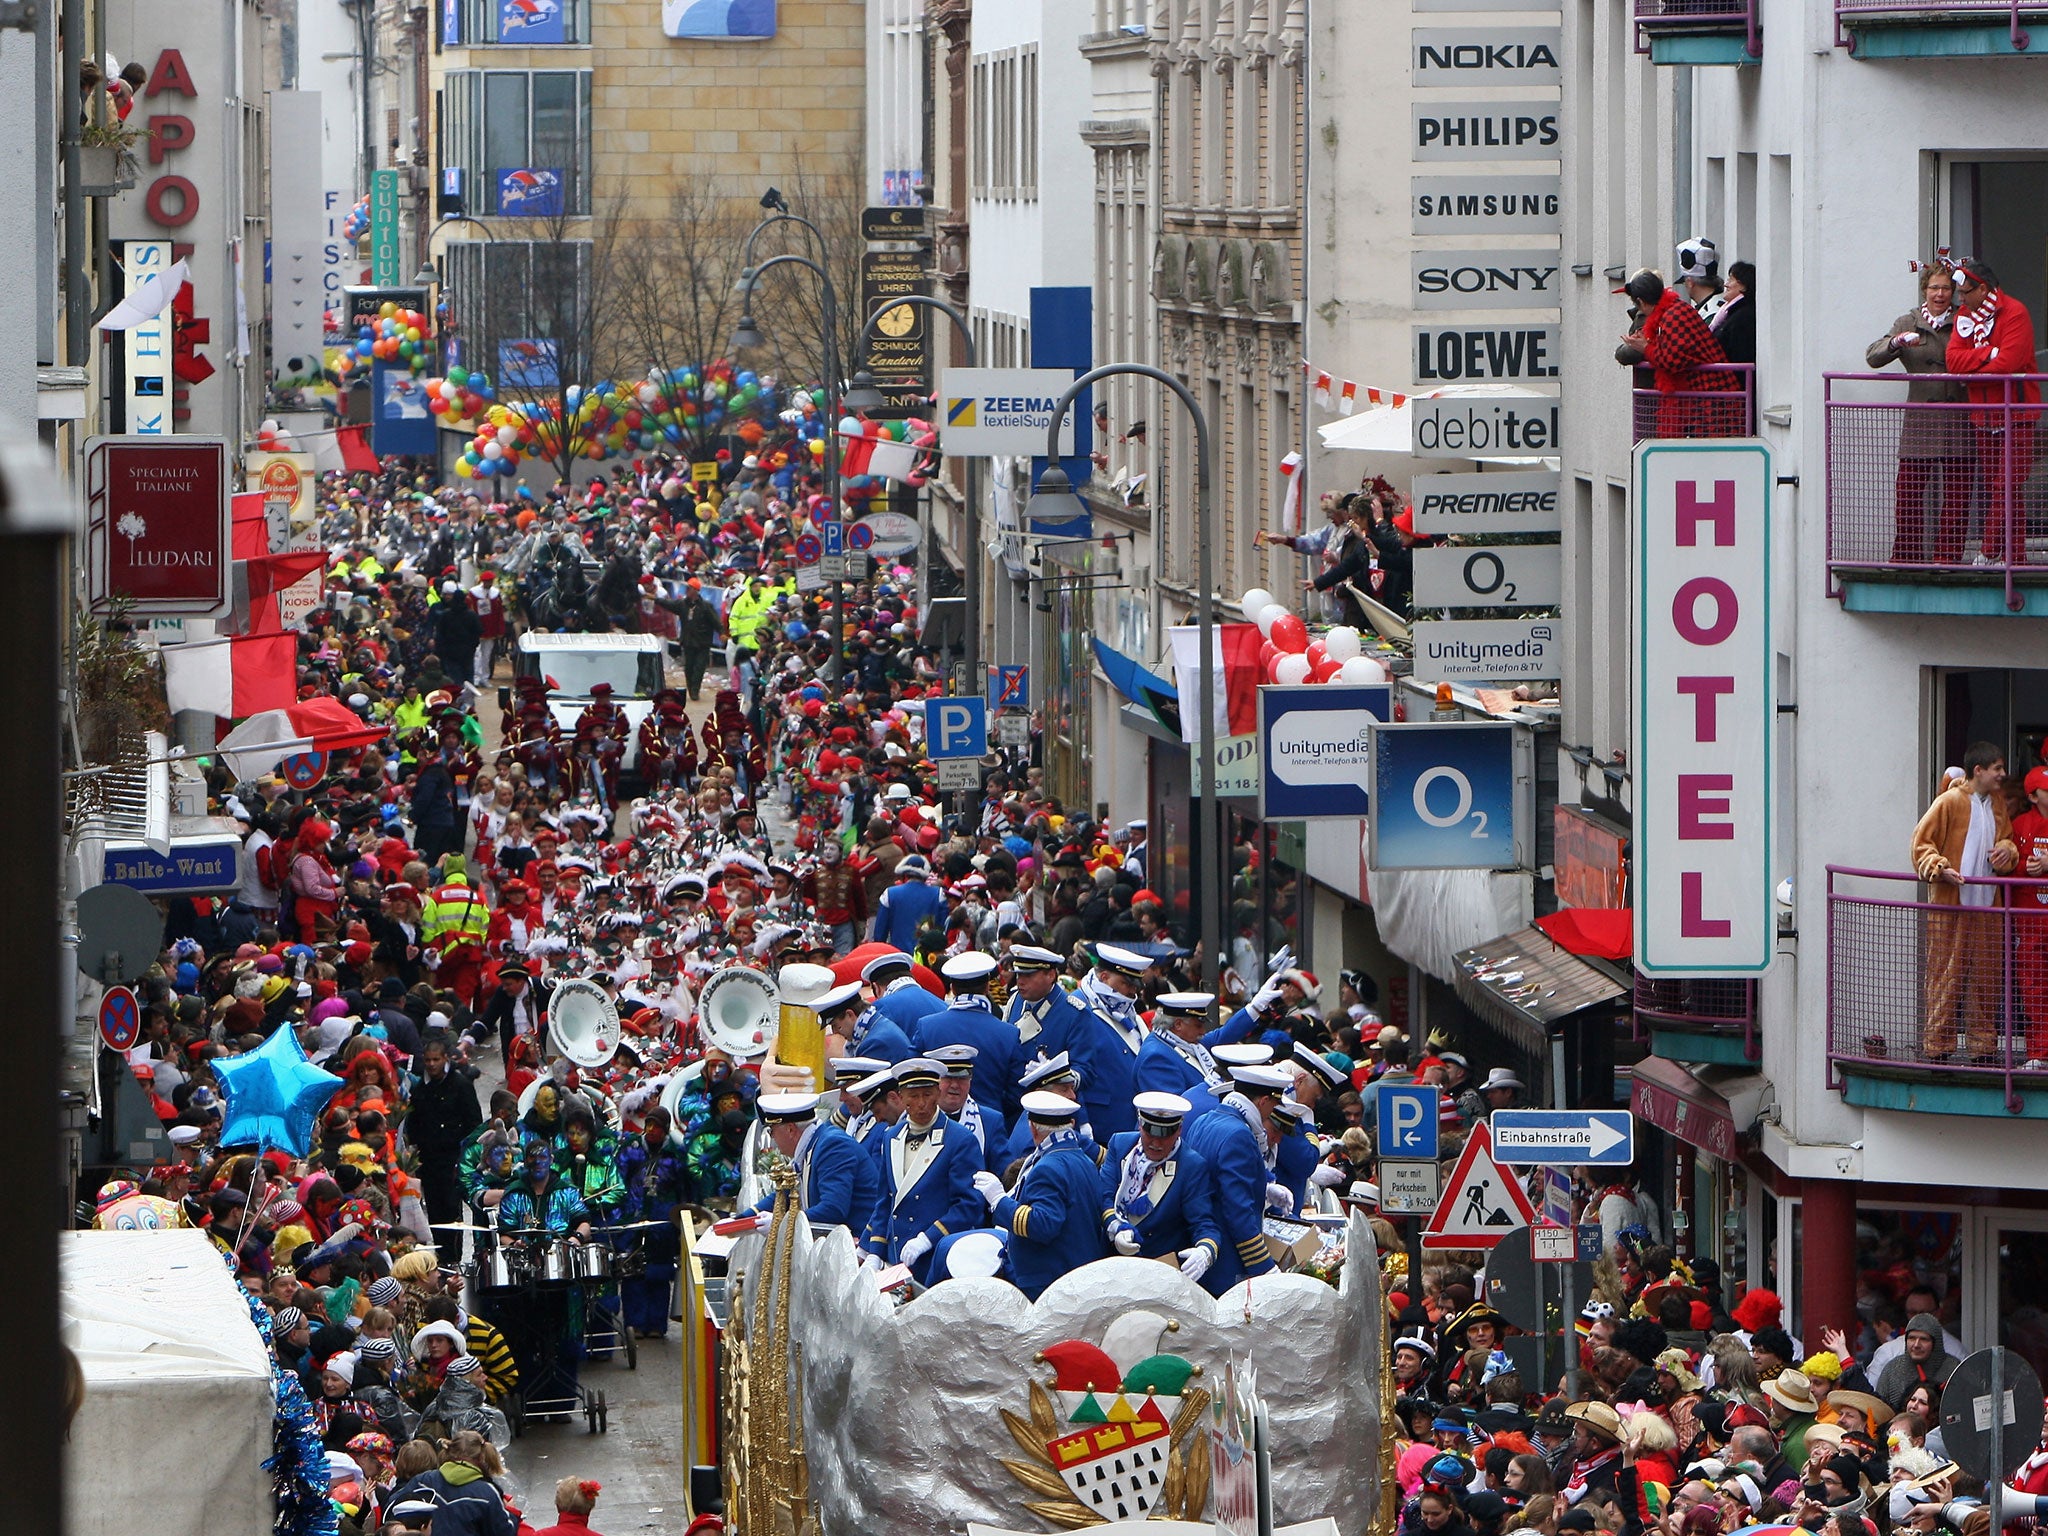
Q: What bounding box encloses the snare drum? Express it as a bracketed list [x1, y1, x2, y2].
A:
[476, 1242, 526, 1292]
[573, 1241, 613, 1282]
[535, 1234, 577, 1285]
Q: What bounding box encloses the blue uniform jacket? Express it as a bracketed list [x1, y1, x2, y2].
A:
[997, 1111, 1099, 1174]
[1178, 1107, 1277, 1295]
[1132, 1006, 1271, 1118]
[845, 1007, 916, 1065]
[876, 979, 947, 1036]
[1098, 1133, 1223, 1266]
[914, 1000, 1025, 1122]
[1273, 1125, 1318, 1213]
[951, 1095, 1011, 1175]
[1011, 987, 1138, 1140]
[870, 882, 946, 951]
[861, 1115, 987, 1284]
[992, 1144, 1111, 1299]
[779, 1121, 881, 1230]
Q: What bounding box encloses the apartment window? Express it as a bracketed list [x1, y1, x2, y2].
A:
[443, 69, 592, 215]
[444, 238, 593, 388]
[1020, 46, 1039, 200]
[972, 56, 989, 195]
[461, 0, 588, 43]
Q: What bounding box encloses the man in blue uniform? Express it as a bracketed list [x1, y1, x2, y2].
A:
[1267, 1098, 1321, 1216]
[1003, 944, 1092, 1058]
[973, 1091, 1109, 1299]
[915, 951, 1024, 1122]
[751, 1091, 880, 1233]
[995, 1052, 1097, 1169]
[860, 1058, 986, 1284]
[863, 949, 946, 1036]
[1071, 944, 1154, 1139]
[931, 1043, 1007, 1173]
[1179, 1061, 1292, 1295]
[1099, 1092, 1222, 1286]
[844, 1064, 904, 1158]
[831, 975, 915, 1065]
[823, 1055, 888, 1131]
[869, 855, 946, 950]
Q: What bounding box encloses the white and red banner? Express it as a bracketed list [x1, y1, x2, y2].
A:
[161, 631, 297, 717]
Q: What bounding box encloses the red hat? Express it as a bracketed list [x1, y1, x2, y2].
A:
[1731, 1287, 1782, 1333]
[2026, 767, 2048, 795]
[343, 941, 372, 966]
[1394, 506, 1417, 537]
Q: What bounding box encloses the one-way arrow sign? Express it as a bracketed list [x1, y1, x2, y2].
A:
[1489, 1109, 1635, 1166]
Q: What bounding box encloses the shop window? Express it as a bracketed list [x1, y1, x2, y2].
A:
[1853, 1206, 1964, 1363]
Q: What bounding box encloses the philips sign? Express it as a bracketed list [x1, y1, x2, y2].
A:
[1412, 29, 1562, 84]
[1413, 103, 1561, 161]
[939, 368, 1080, 458]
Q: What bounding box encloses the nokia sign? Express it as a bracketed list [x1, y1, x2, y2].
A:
[1412, 249, 1563, 310]
[1412, 29, 1562, 85]
[1413, 103, 1561, 161]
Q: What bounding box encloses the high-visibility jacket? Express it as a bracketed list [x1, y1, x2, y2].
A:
[727, 587, 775, 649]
[423, 878, 490, 950]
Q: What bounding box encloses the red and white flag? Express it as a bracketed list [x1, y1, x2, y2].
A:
[162, 632, 297, 717]
[1339, 381, 1358, 415]
[1168, 621, 1266, 745]
[1278, 451, 1304, 534]
[1313, 371, 1332, 409]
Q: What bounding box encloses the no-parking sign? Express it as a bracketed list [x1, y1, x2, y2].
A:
[281, 750, 328, 790]
[98, 984, 142, 1051]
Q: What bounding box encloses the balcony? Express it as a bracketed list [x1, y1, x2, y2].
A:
[1827, 866, 2048, 1118]
[1823, 372, 2048, 615]
[1836, 0, 2046, 55]
[1633, 0, 1762, 61]
[1631, 363, 1755, 444]
[1634, 976, 1759, 1065]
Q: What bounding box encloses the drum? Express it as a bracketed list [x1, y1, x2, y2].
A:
[535, 1234, 577, 1285]
[573, 1241, 613, 1282]
[477, 1242, 526, 1292]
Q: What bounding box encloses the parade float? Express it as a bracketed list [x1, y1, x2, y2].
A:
[681, 1174, 1391, 1536]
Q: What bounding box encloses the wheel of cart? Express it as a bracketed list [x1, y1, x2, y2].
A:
[582, 1223, 650, 1371]
[584, 1389, 608, 1433]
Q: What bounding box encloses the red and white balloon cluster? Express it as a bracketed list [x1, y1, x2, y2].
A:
[1240, 587, 1390, 686]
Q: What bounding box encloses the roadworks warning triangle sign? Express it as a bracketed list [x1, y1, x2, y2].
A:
[1422, 1122, 1537, 1250]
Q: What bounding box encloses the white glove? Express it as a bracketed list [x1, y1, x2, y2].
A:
[1310, 1164, 1347, 1189]
[1266, 945, 1295, 980]
[899, 1232, 932, 1267]
[1265, 1182, 1295, 1215]
[1112, 1226, 1142, 1256]
[859, 1250, 884, 1275]
[972, 1171, 1005, 1208]
[1178, 1246, 1213, 1283]
[1248, 970, 1288, 1016]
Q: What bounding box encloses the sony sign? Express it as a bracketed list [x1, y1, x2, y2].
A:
[1412, 176, 1563, 236]
[1412, 29, 1562, 85]
[1413, 103, 1561, 161]
[1412, 249, 1562, 311]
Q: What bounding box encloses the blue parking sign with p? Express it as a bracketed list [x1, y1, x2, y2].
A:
[1377, 1083, 1441, 1159]
[930, 696, 988, 759]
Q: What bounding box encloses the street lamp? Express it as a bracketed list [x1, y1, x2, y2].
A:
[732, 249, 845, 682]
[1029, 364, 1220, 994]
[846, 293, 979, 676]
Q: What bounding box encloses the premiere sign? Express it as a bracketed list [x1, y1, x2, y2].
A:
[1632, 441, 1774, 975]
[1411, 470, 1561, 533]
[1413, 102, 1560, 160]
[84, 436, 231, 618]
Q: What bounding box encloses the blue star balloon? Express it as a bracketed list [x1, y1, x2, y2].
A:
[213, 1024, 341, 1157]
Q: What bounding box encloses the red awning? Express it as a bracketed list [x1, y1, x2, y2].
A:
[1630, 1054, 1741, 1161]
[1534, 906, 1633, 960]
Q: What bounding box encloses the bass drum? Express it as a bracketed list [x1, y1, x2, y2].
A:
[548, 976, 622, 1069]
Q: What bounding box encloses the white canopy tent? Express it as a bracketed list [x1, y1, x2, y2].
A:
[62, 1230, 276, 1536]
[1316, 382, 1561, 468]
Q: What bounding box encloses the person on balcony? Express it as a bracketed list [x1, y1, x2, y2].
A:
[1712, 260, 1756, 366]
[2011, 766, 2048, 1066]
[1945, 257, 2040, 567]
[1676, 237, 1727, 322]
[1868, 264, 1970, 565]
[1909, 741, 2019, 1062]
[1616, 269, 1744, 437]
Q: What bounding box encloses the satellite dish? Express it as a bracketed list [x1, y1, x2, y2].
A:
[76, 883, 167, 984]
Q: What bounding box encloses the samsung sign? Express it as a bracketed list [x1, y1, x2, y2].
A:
[1412, 249, 1562, 310]
[1412, 176, 1562, 236]
[1414, 103, 1560, 161]
[1413, 29, 1562, 85]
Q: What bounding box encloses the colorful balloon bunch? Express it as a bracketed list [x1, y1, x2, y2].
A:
[1239, 587, 1391, 686]
[619, 361, 772, 450]
[340, 195, 371, 243]
[351, 301, 435, 376]
[422, 366, 499, 424]
[838, 414, 939, 500]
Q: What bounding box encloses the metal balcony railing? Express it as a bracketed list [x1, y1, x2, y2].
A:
[1631, 363, 1755, 444]
[1834, 0, 2042, 51]
[1826, 865, 2048, 1114]
[1823, 371, 2048, 611]
[1633, 0, 1762, 53]
[1633, 976, 1760, 1060]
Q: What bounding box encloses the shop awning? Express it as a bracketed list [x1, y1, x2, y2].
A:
[1534, 907, 1633, 961]
[1092, 637, 1181, 735]
[1630, 1055, 1770, 1163]
[1452, 925, 1630, 1058]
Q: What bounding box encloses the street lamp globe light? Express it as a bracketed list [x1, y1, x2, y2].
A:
[729, 313, 767, 352]
[840, 368, 887, 413]
[1024, 462, 1087, 527]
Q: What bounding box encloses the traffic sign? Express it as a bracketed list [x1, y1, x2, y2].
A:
[1369, 721, 1520, 871]
[853, 510, 921, 556]
[995, 713, 1030, 747]
[820, 554, 848, 580]
[691, 460, 719, 484]
[1940, 1348, 2045, 1482]
[98, 984, 142, 1052]
[281, 749, 328, 791]
[935, 757, 982, 792]
[793, 533, 822, 565]
[1376, 1082, 1442, 1160]
[1531, 1225, 1575, 1261]
[822, 520, 845, 557]
[989, 664, 1030, 711]
[928, 695, 988, 760]
[847, 521, 874, 551]
[1379, 1159, 1440, 1215]
[1422, 1122, 1535, 1249]
[1489, 1109, 1635, 1166]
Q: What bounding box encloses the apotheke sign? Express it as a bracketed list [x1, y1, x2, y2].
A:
[1412, 250, 1561, 310]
